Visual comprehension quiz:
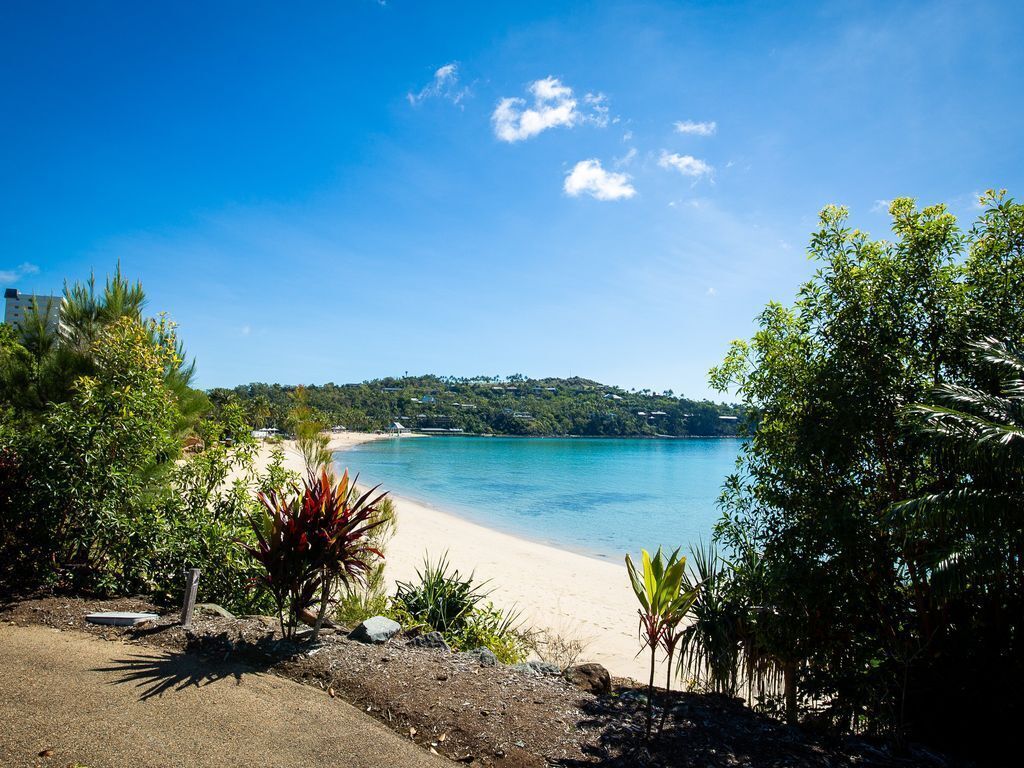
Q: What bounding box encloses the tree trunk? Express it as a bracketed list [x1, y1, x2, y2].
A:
[658, 649, 674, 735]
[646, 646, 657, 740]
[783, 661, 798, 724]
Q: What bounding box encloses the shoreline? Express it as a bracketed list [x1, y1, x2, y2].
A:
[254, 433, 648, 680]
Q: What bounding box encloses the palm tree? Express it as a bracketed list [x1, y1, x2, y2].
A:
[893, 336, 1024, 599]
[889, 337, 1024, 744]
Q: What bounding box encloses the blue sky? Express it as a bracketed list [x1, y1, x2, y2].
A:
[2, 1, 1021, 399]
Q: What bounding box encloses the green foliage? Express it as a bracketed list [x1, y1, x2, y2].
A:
[626, 547, 699, 738]
[334, 496, 397, 626]
[675, 542, 743, 696]
[289, 385, 333, 474]
[708, 192, 1024, 753]
[214, 376, 746, 438]
[243, 469, 386, 639]
[1, 317, 181, 592]
[394, 553, 526, 662]
[0, 266, 281, 615]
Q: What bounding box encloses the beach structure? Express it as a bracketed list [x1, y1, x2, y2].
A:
[387, 421, 410, 435]
[4, 288, 64, 334]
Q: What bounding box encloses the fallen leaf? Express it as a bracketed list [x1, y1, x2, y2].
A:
[439, 732, 447, 742]
[409, 727, 417, 738]
[327, 687, 335, 698]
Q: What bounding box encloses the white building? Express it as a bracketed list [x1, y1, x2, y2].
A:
[4, 288, 64, 334]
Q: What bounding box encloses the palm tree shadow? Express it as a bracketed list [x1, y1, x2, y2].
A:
[94, 650, 249, 700]
[93, 630, 293, 701]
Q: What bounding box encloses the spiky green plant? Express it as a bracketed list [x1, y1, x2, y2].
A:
[626, 547, 699, 739]
[393, 553, 525, 661]
[676, 541, 742, 696]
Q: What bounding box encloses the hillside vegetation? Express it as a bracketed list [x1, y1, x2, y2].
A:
[212, 376, 746, 437]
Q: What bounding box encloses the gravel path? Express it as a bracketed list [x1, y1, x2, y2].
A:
[0, 624, 446, 768]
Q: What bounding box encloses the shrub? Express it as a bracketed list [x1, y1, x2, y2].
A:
[394, 553, 526, 662]
[335, 496, 397, 626]
[525, 626, 591, 672]
[243, 469, 386, 640]
[676, 541, 743, 696]
[1, 317, 181, 594]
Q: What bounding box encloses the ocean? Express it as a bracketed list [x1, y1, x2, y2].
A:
[338, 436, 744, 560]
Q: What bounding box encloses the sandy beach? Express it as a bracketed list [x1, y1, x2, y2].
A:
[251, 433, 646, 681]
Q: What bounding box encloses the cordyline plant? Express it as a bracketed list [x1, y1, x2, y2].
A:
[626, 547, 700, 740]
[243, 468, 387, 641]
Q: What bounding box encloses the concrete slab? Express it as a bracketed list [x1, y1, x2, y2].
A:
[85, 611, 160, 626]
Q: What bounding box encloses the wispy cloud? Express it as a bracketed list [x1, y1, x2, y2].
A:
[614, 147, 638, 168]
[583, 92, 611, 128]
[492, 77, 608, 142]
[658, 151, 713, 178]
[674, 120, 716, 136]
[564, 159, 636, 201]
[0, 262, 40, 284]
[871, 199, 891, 213]
[407, 62, 469, 107]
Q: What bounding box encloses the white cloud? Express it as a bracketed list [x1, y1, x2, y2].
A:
[563, 159, 636, 201]
[871, 199, 891, 213]
[658, 151, 713, 178]
[706, 286, 717, 296]
[407, 62, 469, 106]
[240, 324, 252, 336]
[492, 77, 608, 142]
[622, 130, 633, 142]
[0, 262, 40, 284]
[674, 120, 717, 136]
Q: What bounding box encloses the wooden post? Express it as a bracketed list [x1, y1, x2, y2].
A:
[180, 568, 200, 628]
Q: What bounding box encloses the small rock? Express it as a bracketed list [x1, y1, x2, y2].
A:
[565, 662, 612, 695]
[349, 616, 401, 644]
[408, 631, 450, 651]
[195, 603, 235, 619]
[513, 660, 562, 677]
[514, 740, 526, 748]
[471, 647, 497, 667]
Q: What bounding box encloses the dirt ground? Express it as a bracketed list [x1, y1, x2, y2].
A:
[0, 597, 961, 768]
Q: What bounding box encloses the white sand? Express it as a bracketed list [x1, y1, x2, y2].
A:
[249, 433, 646, 680]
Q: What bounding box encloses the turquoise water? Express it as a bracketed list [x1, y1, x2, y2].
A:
[338, 437, 743, 560]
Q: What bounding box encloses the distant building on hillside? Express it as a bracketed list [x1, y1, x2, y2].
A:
[4, 288, 64, 334]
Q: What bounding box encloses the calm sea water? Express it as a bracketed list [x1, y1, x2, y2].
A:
[338, 437, 744, 560]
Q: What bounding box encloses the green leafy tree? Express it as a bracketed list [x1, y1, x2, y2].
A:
[708, 192, 1024, 752]
[2, 317, 181, 592]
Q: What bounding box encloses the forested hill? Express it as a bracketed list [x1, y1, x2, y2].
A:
[212, 375, 747, 437]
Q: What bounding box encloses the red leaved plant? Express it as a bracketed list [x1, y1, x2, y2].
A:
[243, 468, 387, 640]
